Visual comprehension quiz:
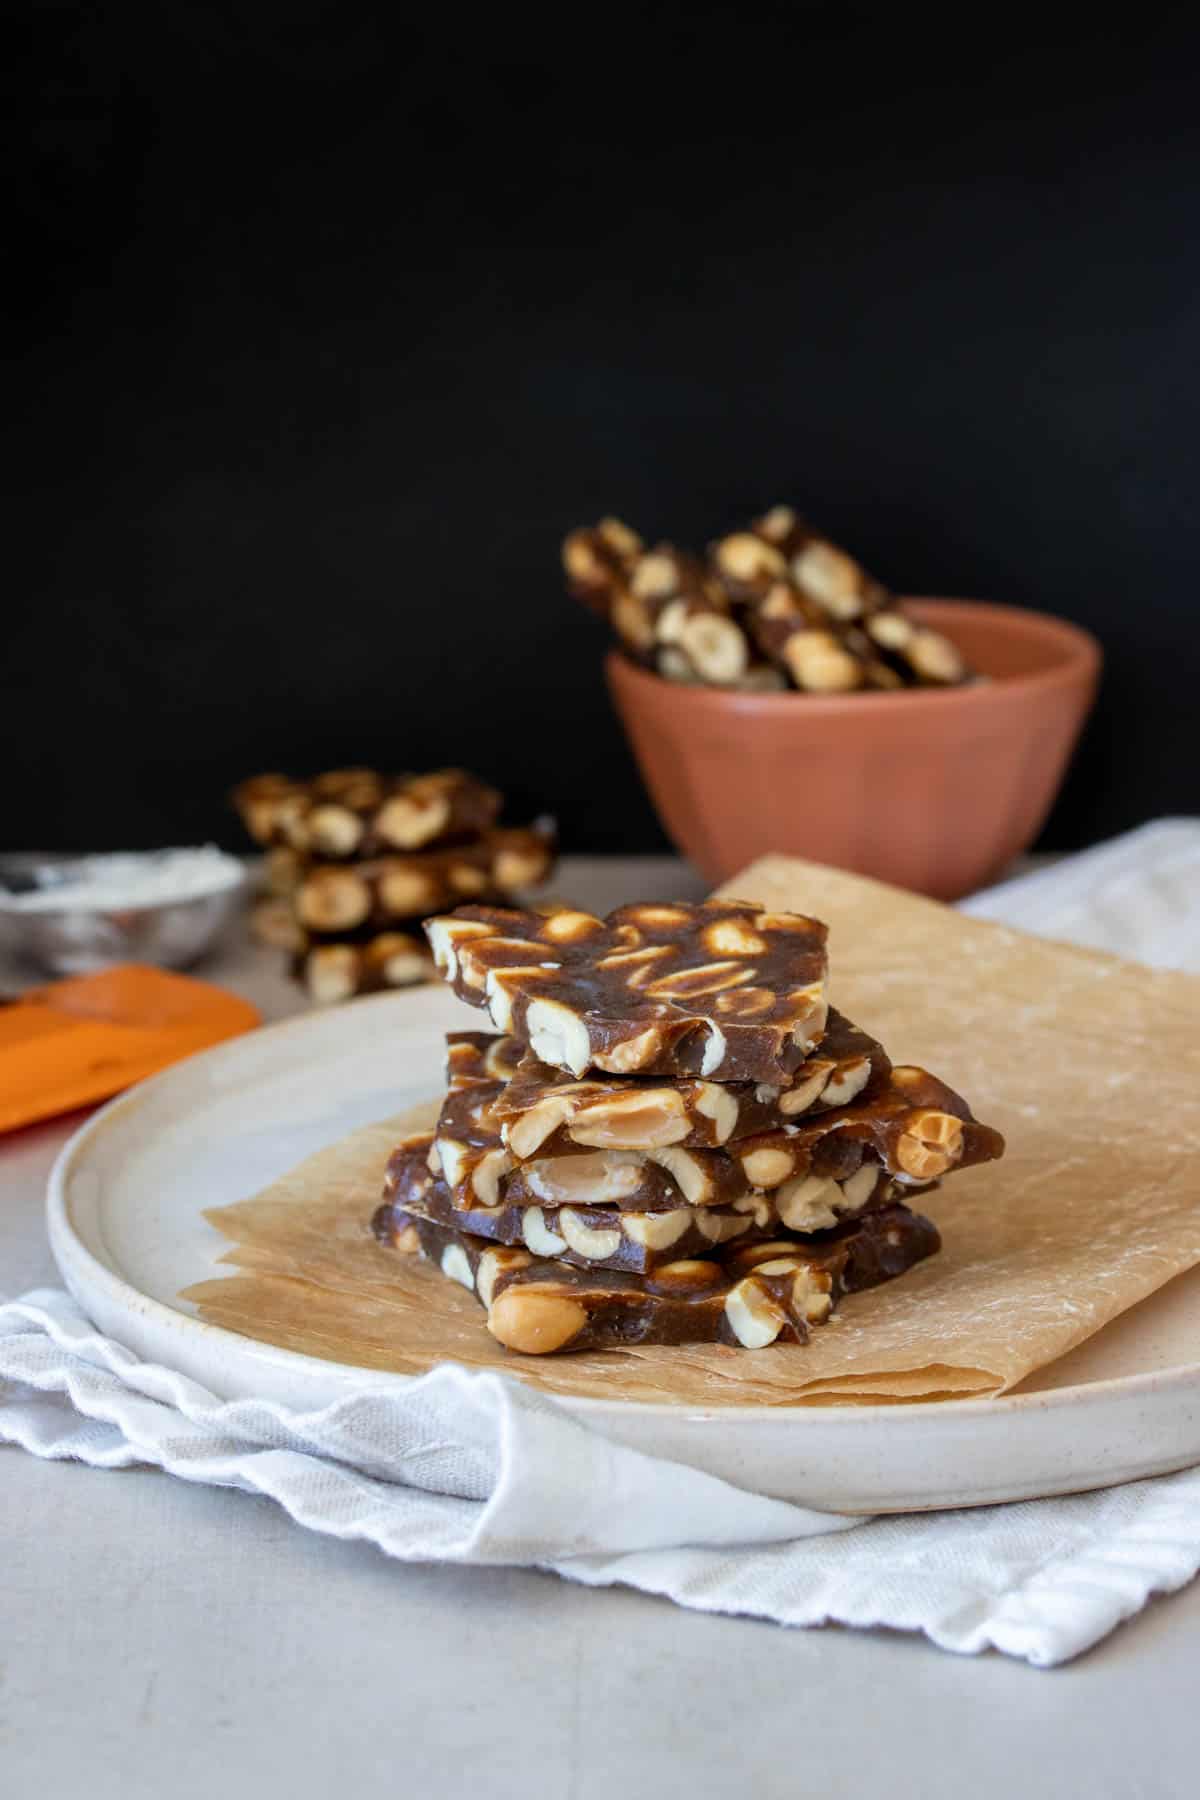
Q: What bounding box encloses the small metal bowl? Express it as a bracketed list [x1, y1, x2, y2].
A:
[0, 851, 250, 979]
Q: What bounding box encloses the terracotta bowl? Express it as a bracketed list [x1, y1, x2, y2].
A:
[606, 599, 1102, 900]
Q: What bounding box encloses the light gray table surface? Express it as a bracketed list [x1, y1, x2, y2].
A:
[4, 855, 1199, 1798]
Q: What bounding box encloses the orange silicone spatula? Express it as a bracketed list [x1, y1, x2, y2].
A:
[0, 963, 260, 1134]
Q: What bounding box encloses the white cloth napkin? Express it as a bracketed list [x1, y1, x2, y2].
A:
[4, 820, 1200, 1667]
[962, 817, 1200, 970]
[5, 1287, 1200, 1666]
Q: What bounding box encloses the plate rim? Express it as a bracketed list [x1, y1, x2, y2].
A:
[45, 988, 1200, 1428]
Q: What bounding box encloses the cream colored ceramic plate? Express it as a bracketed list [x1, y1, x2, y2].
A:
[47, 989, 1200, 1514]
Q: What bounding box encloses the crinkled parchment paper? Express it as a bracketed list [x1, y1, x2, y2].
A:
[184, 856, 1200, 1405]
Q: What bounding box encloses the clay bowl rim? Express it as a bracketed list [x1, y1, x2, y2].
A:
[605, 597, 1103, 718]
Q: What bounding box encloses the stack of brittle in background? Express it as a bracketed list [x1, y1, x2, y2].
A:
[232, 768, 555, 1004]
[563, 507, 970, 692]
[373, 898, 1004, 1354]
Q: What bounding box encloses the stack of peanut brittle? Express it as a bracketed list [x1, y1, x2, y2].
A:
[232, 768, 555, 1004]
[372, 899, 1004, 1355]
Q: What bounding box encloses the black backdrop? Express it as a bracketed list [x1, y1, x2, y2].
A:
[8, 8, 1200, 855]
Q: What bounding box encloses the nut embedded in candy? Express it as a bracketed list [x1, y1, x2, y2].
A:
[521, 1207, 567, 1257]
[792, 541, 875, 621]
[248, 896, 307, 953]
[297, 867, 372, 933]
[516, 1152, 696, 1211]
[909, 628, 967, 686]
[558, 1209, 622, 1262]
[780, 628, 863, 693]
[301, 933, 433, 1004]
[263, 846, 305, 896]
[562, 519, 643, 613]
[306, 804, 366, 858]
[660, 605, 749, 685]
[723, 1275, 789, 1348]
[711, 532, 788, 598]
[895, 1109, 965, 1179]
[488, 1288, 589, 1355]
[375, 770, 501, 851]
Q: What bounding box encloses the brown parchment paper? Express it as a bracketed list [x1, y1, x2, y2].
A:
[184, 855, 1200, 1405]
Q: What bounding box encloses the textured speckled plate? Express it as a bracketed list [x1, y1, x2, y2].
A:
[47, 989, 1200, 1514]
